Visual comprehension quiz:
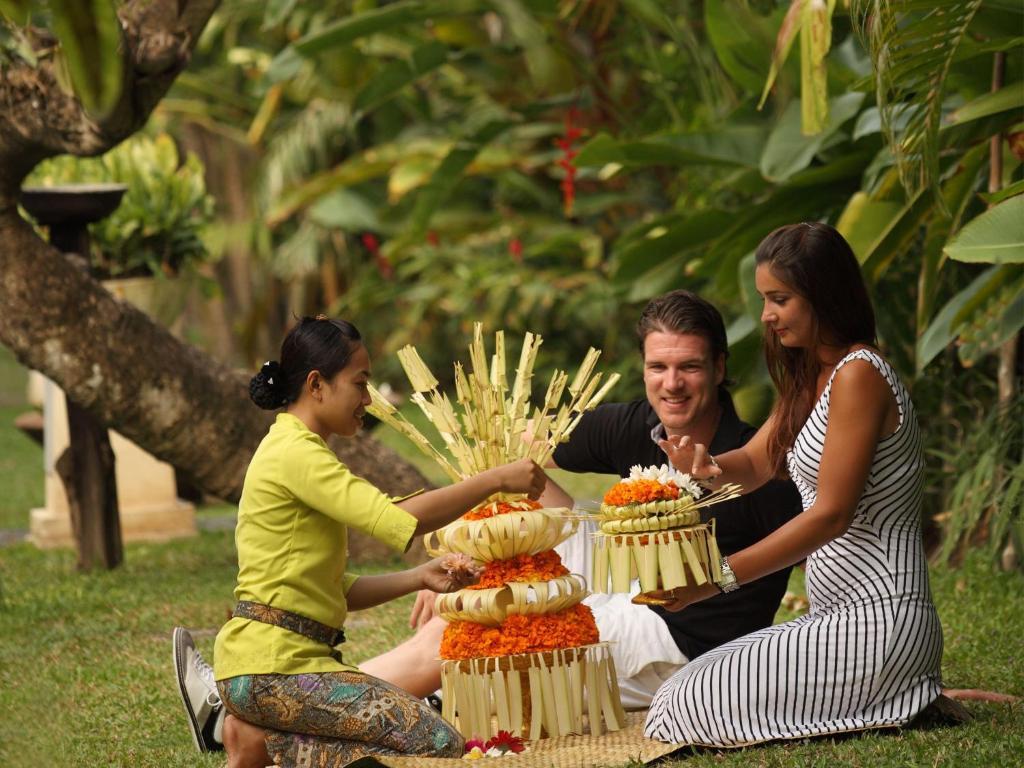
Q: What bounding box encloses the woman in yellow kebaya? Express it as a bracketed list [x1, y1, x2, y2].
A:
[212, 316, 545, 768]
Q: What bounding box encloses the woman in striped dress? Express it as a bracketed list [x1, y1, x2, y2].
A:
[646, 222, 943, 746]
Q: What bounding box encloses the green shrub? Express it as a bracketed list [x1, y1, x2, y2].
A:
[25, 133, 215, 278]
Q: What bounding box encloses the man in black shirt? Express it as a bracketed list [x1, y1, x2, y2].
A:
[543, 289, 801, 707]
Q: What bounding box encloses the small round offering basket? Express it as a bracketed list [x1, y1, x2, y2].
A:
[591, 524, 724, 594]
[588, 480, 742, 597]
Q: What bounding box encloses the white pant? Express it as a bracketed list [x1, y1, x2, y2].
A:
[556, 520, 688, 710]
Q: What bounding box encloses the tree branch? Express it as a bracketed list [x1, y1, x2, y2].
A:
[0, 210, 268, 499]
[0, 0, 433, 507]
[0, 0, 220, 201]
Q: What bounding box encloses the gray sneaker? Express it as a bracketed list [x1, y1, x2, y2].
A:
[172, 626, 225, 752]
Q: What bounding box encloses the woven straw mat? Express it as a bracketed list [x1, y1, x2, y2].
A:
[345, 711, 682, 768]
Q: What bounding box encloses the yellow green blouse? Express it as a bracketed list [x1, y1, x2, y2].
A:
[214, 412, 418, 679]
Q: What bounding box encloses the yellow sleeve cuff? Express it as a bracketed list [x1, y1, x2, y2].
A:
[342, 573, 359, 595]
[371, 504, 418, 552]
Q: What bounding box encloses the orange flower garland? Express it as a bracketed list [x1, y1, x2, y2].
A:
[462, 498, 543, 521]
[440, 604, 599, 660]
[603, 479, 680, 506]
[467, 551, 569, 590]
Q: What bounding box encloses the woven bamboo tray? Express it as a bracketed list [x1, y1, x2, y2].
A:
[348, 711, 681, 768]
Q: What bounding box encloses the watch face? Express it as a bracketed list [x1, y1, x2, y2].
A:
[718, 558, 738, 591]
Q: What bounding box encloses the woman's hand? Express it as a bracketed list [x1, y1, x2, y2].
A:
[641, 582, 717, 612]
[416, 553, 483, 594]
[401, 459, 547, 535]
[658, 434, 722, 481]
[489, 458, 547, 499]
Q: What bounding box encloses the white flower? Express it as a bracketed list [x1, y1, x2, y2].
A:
[624, 463, 703, 499]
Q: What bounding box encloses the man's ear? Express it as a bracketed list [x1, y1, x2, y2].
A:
[714, 354, 726, 386]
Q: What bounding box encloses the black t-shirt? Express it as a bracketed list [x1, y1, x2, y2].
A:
[552, 394, 802, 661]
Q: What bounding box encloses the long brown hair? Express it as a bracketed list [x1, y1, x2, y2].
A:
[756, 223, 876, 474]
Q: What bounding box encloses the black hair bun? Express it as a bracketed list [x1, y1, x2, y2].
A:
[249, 360, 287, 410]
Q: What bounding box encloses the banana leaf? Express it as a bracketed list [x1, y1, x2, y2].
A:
[944, 194, 1024, 264]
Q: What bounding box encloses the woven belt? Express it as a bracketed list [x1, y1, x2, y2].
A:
[233, 600, 346, 646]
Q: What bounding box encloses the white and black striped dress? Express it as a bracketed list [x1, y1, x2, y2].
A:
[645, 349, 943, 746]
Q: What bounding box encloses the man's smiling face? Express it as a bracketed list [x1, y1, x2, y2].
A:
[642, 330, 724, 437]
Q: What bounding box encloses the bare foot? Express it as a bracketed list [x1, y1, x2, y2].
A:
[943, 688, 1021, 704]
[223, 714, 271, 768]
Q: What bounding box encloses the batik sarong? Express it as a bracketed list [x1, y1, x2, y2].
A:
[218, 671, 463, 767]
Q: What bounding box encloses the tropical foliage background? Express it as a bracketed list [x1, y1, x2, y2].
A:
[2, 0, 1021, 566]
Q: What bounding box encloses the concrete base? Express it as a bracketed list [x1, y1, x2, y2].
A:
[27, 372, 197, 550]
[29, 498, 197, 549]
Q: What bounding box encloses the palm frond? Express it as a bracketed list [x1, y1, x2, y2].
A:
[368, 323, 620, 481]
[258, 99, 352, 211]
[851, 0, 982, 203]
[268, 219, 322, 279]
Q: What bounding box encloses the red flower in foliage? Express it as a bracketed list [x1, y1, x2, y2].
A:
[361, 232, 380, 255]
[485, 730, 525, 754]
[554, 107, 583, 218]
[508, 237, 523, 263]
[426, 230, 440, 246]
[361, 233, 392, 279]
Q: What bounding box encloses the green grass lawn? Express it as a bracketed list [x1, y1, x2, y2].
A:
[0, 533, 1020, 768]
[1, 346, 1021, 766]
[0, 346, 44, 530]
[0, 404, 43, 530]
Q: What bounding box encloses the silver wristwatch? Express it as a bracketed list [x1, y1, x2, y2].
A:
[718, 556, 739, 593]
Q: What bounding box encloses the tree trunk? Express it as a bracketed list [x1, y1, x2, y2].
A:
[988, 51, 1020, 572]
[57, 401, 123, 570]
[0, 0, 433, 524]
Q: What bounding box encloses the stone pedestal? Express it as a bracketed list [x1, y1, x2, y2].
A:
[28, 373, 197, 548]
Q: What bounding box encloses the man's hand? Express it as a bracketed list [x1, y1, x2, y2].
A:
[409, 588, 438, 629]
[658, 434, 722, 481]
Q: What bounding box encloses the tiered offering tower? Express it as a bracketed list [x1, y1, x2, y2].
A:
[369, 325, 625, 740]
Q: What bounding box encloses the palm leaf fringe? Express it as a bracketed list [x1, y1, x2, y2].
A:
[852, 0, 982, 206]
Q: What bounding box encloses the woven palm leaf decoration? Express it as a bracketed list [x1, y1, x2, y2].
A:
[368, 323, 619, 482]
[368, 324, 625, 740]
